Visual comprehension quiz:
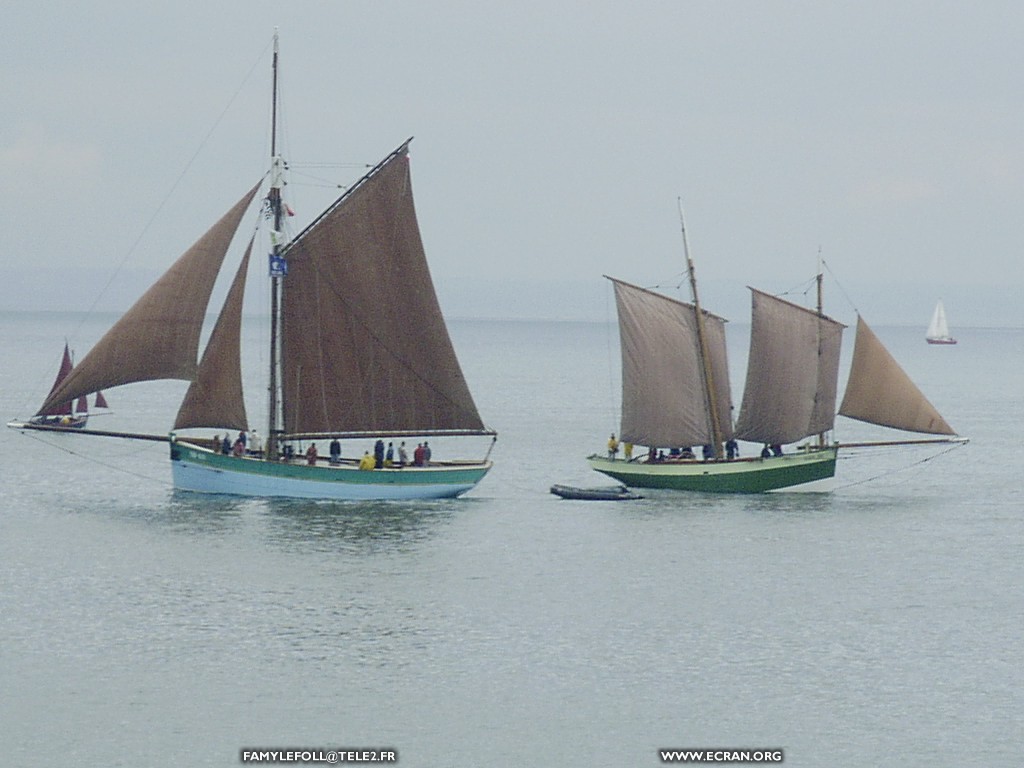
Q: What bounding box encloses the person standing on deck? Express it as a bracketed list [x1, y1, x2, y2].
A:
[607, 433, 619, 459]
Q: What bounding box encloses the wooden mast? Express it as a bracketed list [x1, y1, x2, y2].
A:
[266, 30, 284, 460]
[678, 201, 724, 459]
[816, 251, 826, 449]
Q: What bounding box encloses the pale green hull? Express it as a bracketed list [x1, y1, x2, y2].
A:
[587, 447, 838, 493]
[170, 440, 491, 500]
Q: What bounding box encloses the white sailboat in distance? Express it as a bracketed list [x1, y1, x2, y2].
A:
[926, 299, 957, 345]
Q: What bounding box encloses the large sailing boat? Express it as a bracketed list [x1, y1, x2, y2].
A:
[9, 34, 496, 501]
[925, 299, 957, 345]
[588, 212, 964, 493]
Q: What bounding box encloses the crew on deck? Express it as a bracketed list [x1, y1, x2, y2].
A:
[607, 433, 620, 459]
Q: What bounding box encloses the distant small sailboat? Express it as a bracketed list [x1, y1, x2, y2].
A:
[926, 299, 957, 345]
[28, 343, 109, 429]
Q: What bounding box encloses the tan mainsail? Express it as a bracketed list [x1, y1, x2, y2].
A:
[173, 237, 254, 431]
[839, 316, 955, 435]
[734, 289, 845, 445]
[39, 184, 261, 415]
[280, 144, 486, 435]
[609, 277, 733, 448]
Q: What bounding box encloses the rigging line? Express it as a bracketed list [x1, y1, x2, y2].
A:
[288, 166, 353, 188]
[62, 37, 274, 347]
[821, 258, 860, 316]
[289, 162, 373, 171]
[290, 180, 351, 190]
[831, 440, 967, 490]
[645, 272, 689, 295]
[17, 430, 172, 489]
[776, 275, 819, 306]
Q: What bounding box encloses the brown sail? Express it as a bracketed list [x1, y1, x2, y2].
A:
[39, 183, 261, 415]
[609, 277, 733, 449]
[173, 237, 254, 431]
[839, 316, 955, 435]
[279, 142, 486, 436]
[733, 289, 845, 445]
[35, 343, 76, 417]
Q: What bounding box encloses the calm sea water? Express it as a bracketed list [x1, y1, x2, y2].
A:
[2, 311, 1022, 767]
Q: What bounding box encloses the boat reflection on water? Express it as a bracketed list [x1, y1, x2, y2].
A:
[262, 499, 459, 554]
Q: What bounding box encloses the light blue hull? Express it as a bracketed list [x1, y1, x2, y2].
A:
[170, 440, 491, 501]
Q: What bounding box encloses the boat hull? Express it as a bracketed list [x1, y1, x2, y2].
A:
[925, 337, 957, 345]
[170, 440, 491, 500]
[28, 415, 88, 429]
[587, 447, 838, 494]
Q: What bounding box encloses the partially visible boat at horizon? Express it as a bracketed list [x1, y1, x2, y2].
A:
[926, 299, 957, 345]
[9, 33, 496, 501]
[27, 342, 109, 429]
[587, 208, 966, 494]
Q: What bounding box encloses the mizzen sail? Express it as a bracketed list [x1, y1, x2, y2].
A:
[280, 142, 486, 436]
[839, 315, 955, 435]
[609, 277, 733, 448]
[39, 183, 261, 415]
[733, 289, 845, 445]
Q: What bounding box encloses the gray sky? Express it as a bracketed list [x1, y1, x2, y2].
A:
[4, 1, 1022, 326]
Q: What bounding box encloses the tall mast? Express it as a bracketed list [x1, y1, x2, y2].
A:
[266, 30, 284, 460]
[815, 249, 825, 449]
[679, 201, 724, 459]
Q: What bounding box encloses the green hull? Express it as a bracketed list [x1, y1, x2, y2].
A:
[587, 447, 838, 494]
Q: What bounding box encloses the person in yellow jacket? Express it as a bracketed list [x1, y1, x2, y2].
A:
[359, 451, 376, 470]
[607, 433, 620, 459]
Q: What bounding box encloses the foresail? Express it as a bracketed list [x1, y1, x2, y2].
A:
[280, 141, 486, 435]
[610, 277, 733, 448]
[36, 343, 75, 416]
[733, 289, 845, 445]
[839, 316, 955, 435]
[39, 183, 261, 415]
[173, 236, 254, 431]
